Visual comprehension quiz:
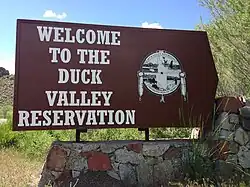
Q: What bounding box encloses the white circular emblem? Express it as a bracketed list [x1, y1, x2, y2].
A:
[137, 50, 187, 103]
[141, 50, 182, 95]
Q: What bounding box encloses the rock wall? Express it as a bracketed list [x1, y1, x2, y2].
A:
[38, 140, 191, 187]
[214, 97, 250, 169]
[38, 97, 250, 187]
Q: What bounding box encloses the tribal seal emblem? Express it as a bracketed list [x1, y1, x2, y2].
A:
[137, 50, 187, 102]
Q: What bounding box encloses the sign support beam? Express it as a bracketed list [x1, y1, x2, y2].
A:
[76, 128, 87, 142]
[138, 128, 150, 141]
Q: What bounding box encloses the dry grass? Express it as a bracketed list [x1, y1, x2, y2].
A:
[0, 148, 43, 187]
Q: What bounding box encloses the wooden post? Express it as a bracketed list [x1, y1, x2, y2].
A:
[75, 129, 87, 142]
[138, 128, 150, 141]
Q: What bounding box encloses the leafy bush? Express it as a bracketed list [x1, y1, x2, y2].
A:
[183, 140, 218, 185]
[0, 108, 193, 160]
[0, 110, 144, 159]
[80, 128, 145, 141]
[182, 136, 250, 186]
[0, 111, 76, 160]
[151, 127, 191, 139]
[0, 105, 12, 118]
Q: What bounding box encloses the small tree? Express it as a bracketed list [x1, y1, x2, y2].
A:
[196, 0, 250, 97]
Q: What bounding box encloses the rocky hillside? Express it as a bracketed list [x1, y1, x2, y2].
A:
[0, 67, 14, 108]
[0, 67, 9, 77]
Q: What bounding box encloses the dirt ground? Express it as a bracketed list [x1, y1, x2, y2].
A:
[0, 148, 43, 187]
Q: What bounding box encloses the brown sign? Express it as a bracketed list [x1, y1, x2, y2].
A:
[13, 19, 218, 131]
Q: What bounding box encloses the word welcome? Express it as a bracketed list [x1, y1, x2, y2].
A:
[37, 26, 121, 45]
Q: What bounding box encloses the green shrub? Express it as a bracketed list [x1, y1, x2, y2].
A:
[0, 120, 18, 148]
[0, 110, 145, 159]
[80, 128, 144, 141]
[0, 111, 76, 160]
[0, 107, 194, 160]
[151, 127, 192, 139]
[0, 105, 12, 118]
[182, 135, 250, 185]
[182, 140, 218, 185]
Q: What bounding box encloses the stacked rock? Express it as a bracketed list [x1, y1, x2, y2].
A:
[214, 96, 250, 169]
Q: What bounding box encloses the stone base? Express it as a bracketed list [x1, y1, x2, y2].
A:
[38, 140, 191, 187]
[214, 107, 250, 169]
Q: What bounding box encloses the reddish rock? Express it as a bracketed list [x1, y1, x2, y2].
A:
[216, 96, 245, 114]
[82, 151, 111, 171]
[163, 147, 182, 160]
[46, 146, 67, 171]
[127, 143, 142, 153]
